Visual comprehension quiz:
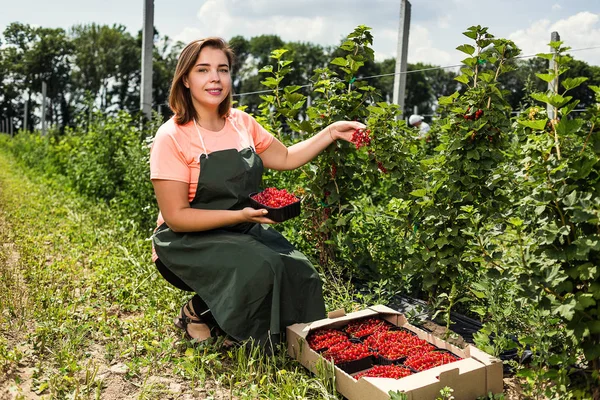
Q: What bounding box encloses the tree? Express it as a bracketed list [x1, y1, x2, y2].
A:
[70, 24, 136, 112]
[152, 32, 184, 121]
[234, 35, 286, 112]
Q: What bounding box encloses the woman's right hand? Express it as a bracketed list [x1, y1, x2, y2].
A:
[241, 207, 276, 224]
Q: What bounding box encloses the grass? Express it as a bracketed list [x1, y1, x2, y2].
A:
[0, 148, 369, 399]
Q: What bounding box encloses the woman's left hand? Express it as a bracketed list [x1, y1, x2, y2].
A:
[328, 121, 367, 143]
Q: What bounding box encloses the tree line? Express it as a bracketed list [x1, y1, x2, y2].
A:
[1, 21, 599, 134]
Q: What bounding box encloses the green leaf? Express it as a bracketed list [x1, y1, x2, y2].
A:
[260, 76, 282, 88]
[462, 57, 477, 67]
[535, 73, 555, 83]
[518, 119, 547, 130]
[283, 85, 302, 94]
[556, 118, 584, 137]
[555, 300, 575, 320]
[479, 71, 494, 83]
[588, 320, 600, 334]
[462, 29, 478, 40]
[534, 206, 546, 215]
[298, 120, 313, 134]
[550, 94, 573, 108]
[561, 77, 588, 91]
[530, 92, 550, 104]
[454, 74, 470, 84]
[460, 67, 474, 77]
[456, 44, 475, 55]
[410, 189, 427, 197]
[560, 99, 580, 116]
[583, 343, 600, 361]
[589, 85, 600, 95]
[536, 53, 554, 60]
[467, 149, 480, 160]
[330, 57, 347, 67]
[438, 92, 459, 105]
[563, 190, 578, 207]
[575, 293, 596, 310]
[258, 65, 273, 73]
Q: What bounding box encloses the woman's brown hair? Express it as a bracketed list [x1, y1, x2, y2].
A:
[169, 37, 235, 125]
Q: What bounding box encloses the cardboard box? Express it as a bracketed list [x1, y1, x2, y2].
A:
[287, 305, 503, 400]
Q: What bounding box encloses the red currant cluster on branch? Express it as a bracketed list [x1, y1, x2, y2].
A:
[351, 128, 372, 149]
[463, 107, 484, 120]
[251, 187, 299, 208]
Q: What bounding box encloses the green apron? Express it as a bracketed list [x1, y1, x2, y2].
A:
[153, 144, 326, 346]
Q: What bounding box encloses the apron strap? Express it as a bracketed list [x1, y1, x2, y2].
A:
[228, 114, 256, 153]
[193, 119, 210, 160]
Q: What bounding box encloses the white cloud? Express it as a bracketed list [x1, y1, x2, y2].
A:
[552, 4, 562, 11]
[407, 25, 453, 66]
[438, 15, 452, 29]
[509, 12, 600, 65]
[175, 0, 361, 50]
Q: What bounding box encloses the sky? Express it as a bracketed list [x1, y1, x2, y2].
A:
[1, 0, 599, 68]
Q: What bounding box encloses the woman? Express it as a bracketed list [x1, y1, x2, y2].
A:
[150, 37, 365, 347]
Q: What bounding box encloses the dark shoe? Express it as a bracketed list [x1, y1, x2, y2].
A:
[174, 300, 220, 341]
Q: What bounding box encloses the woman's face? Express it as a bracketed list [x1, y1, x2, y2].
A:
[184, 46, 231, 114]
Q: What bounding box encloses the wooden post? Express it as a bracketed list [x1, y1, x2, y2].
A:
[392, 0, 411, 116]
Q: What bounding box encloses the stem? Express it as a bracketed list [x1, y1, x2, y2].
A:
[487, 50, 506, 109]
[552, 120, 561, 160]
[517, 228, 528, 270]
[580, 122, 595, 155]
[551, 57, 561, 160]
[477, 235, 506, 271]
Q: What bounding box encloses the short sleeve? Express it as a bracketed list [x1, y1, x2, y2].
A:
[249, 118, 274, 154]
[150, 130, 190, 183]
[232, 109, 274, 154]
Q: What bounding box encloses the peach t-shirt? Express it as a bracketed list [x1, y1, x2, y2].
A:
[150, 108, 275, 261]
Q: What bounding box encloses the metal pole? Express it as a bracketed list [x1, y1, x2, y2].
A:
[548, 31, 560, 120]
[140, 0, 154, 121]
[41, 81, 48, 135]
[392, 0, 411, 116]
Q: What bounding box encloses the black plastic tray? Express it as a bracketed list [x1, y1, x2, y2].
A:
[337, 355, 375, 374]
[377, 354, 407, 365]
[249, 192, 301, 223]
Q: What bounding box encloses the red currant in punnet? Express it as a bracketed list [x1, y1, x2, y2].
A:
[322, 342, 373, 364]
[404, 351, 461, 371]
[251, 187, 299, 208]
[344, 317, 390, 339]
[354, 364, 412, 380]
[307, 328, 349, 352]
